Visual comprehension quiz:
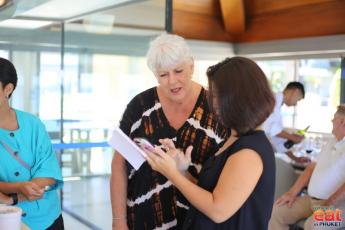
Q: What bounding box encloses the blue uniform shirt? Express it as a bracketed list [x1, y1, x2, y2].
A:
[0, 109, 63, 230]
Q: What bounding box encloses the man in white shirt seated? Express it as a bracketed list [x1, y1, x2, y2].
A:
[263, 81, 310, 163]
[268, 105, 345, 230]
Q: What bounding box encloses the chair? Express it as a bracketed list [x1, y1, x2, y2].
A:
[275, 157, 306, 229]
[275, 157, 298, 200]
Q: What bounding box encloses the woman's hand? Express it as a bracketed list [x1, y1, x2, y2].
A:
[18, 181, 44, 201]
[159, 139, 193, 173]
[0, 191, 12, 205]
[145, 138, 193, 178]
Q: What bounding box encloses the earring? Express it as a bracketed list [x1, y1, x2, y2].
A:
[5, 95, 9, 99]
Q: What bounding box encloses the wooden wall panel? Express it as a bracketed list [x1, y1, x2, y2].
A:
[173, 0, 345, 43]
[245, 0, 336, 16]
[172, 9, 233, 42]
[173, 0, 220, 17]
[233, 0, 345, 42]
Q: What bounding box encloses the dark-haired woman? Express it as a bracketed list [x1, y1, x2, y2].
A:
[0, 58, 64, 230]
[145, 57, 276, 230]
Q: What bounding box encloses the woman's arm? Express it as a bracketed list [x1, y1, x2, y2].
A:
[0, 181, 44, 201]
[147, 148, 263, 223]
[31, 178, 56, 189]
[110, 152, 129, 230]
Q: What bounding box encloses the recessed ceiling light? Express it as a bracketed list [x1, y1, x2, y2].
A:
[19, 0, 134, 20]
[0, 19, 52, 29]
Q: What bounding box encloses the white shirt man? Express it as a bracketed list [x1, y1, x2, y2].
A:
[308, 137, 345, 200]
[262, 82, 308, 163]
[269, 106, 345, 230]
[262, 92, 285, 152]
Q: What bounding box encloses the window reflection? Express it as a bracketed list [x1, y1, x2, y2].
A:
[0, 50, 8, 58]
[258, 59, 340, 133]
[258, 60, 296, 127]
[296, 59, 340, 132]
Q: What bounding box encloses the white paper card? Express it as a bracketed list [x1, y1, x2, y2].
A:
[108, 127, 147, 170]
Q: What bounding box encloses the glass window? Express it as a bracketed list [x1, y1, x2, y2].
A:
[258, 60, 296, 127]
[60, 53, 157, 176]
[295, 59, 340, 133]
[257, 58, 341, 133]
[0, 50, 8, 58]
[40, 52, 62, 120]
[10, 51, 39, 115]
[193, 60, 219, 87]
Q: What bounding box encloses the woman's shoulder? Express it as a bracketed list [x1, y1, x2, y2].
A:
[15, 109, 38, 120]
[234, 131, 273, 154]
[129, 87, 157, 106]
[240, 130, 268, 141]
[15, 109, 44, 126]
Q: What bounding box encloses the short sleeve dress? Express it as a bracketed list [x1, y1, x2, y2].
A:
[0, 109, 63, 229]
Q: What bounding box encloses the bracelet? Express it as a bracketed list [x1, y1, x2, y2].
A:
[9, 193, 18, 206]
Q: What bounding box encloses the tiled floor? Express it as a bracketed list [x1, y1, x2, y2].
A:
[62, 176, 112, 230]
[63, 211, 92, 230]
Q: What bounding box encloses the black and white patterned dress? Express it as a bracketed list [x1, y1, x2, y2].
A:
[119, 87, 229, 230]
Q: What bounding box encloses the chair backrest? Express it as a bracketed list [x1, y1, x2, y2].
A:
[275, 157, 298, 200]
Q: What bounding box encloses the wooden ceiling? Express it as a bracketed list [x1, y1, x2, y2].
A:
[172, 0, 345, 43]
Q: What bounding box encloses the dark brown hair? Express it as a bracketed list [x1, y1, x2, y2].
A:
[207, 57, 275, 136]
[0, 58, 17, 98]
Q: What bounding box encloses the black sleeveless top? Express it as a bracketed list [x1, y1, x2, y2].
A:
[183, 130, 275, 230]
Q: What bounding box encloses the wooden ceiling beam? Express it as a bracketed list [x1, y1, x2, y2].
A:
[220, 0, 246, 34]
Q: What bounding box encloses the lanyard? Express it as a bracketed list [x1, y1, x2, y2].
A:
[0, 140, 31, 171]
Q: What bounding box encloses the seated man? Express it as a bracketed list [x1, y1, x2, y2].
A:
[269, 105, 345, 230]
[263, 81, 309, 163]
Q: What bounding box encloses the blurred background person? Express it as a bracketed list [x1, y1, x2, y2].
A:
[0, 58, 64, 229]
[110, 34, 229, 230]
[269, 104, 345, 230]
[262, 81, 310, 163]
[146, 57, 276, 230]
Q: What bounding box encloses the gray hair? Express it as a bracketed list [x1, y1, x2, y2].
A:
[336, 104, 345, 116]
[146, 33, 192, 73]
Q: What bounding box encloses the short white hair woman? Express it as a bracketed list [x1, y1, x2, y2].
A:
[110, 33, 229, 230]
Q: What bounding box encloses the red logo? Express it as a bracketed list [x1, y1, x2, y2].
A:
[313, 207, 342, 227]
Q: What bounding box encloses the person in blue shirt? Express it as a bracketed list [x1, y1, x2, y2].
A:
[0, 58, 64, 230]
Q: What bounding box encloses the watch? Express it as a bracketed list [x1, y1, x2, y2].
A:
[9, 193, 18, 205]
